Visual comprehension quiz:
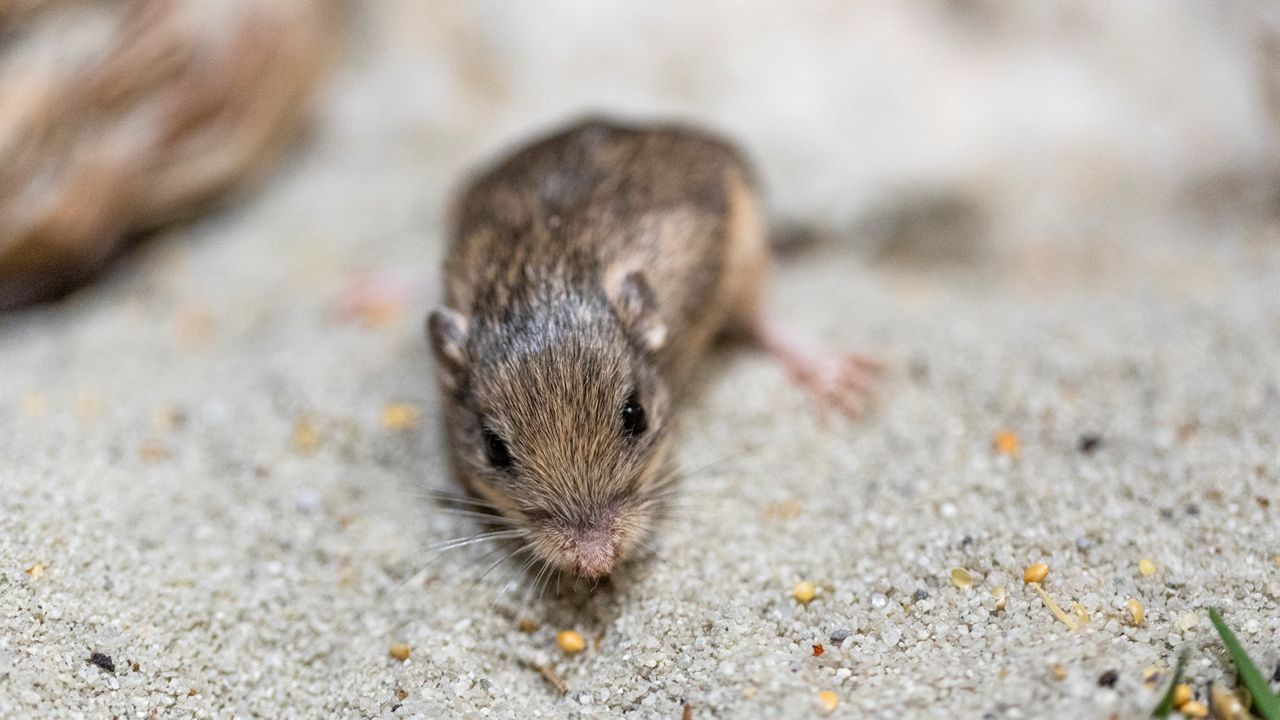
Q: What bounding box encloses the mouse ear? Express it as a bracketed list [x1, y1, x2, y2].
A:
[427, 307, 469, 390]
[606, 268, 667, 353]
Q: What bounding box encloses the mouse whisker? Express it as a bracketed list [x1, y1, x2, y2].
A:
[431, 508, 518, 525]
[422, 528, 528, 553]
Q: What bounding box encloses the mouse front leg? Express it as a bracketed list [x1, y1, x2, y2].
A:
[749, 321, 883, 420]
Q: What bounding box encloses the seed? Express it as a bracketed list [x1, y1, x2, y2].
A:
[1172, 683, 1192, 708]
[292, 418, 319, 453]
[1142, 666, 1163, 689]
[556, 630, 585, 655]
[950, 567, 973, 589]
[993, 430, 1020, 456]
[517, 618, 539, 633]
[1023, 562, 1049, 584]
[991, 586, 1007, 611]
[1050, 664, 1067, 680]
[381, 403, 421, 429]
[25, 563, 45, 580]
[1209, 684, 1244, 719]
[1138, 558, 1157, 576]
[817, 690, 839, 712]
[1180, 700, 1208, 718]
[1126, 598, 1145, 625]
[793, 581, 816, 605]
[388, 643, 410, 662]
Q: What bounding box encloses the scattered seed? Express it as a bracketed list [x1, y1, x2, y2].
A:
[292, 418, 319, 454]
[388, 643, 410, 662]
[812, 644, 824, 657]
[88, 652, 115, 673]
[950, 567, 973, 589]
[1173, 683, 1192, 708]
[1097, 669, 1119, 687]
[991, 586, 1008, 612]
[1142, 666, 1163, 689]
[1078, 433, 1103, 453]
[25, 563, 45, 580]
[1180, 700, 1208, 718]
[556, 630, 585, 655]
[1031, 583, 1078, 630]
[682, 704, 693, 720]
[1177, 611, 1199, 632]
[793, 580, 816, 605]
[396, 688, 409, 701]
[1023, 562, 1049, 584]
[1209, 684, 1245, 719]
[993, 430, 1020, 456]
[380, 403, 421, 430]
[1071, 602, 1090, 624]
[1126, 598, 1145, 625]
[817, 690, 839, 713]
[517, 618, 539, 633]
[1138, 558, 1157, 576]
[1050, 664, 1068, 680]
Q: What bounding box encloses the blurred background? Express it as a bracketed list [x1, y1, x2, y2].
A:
[2, 0, 1279, 307]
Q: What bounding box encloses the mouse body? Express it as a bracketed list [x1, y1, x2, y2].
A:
[427, 118, 876, 579]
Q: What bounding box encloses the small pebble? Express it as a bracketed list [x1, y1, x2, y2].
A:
[556, 630, 585, 655]
[1176, 611, 1198, 631]
[913, 589, 929, 601]
[1075, 536, 1094, 551]
[950, 567, 973, 589]
[1097, 669, 1118, 687]
[89, 652, 115, 673]
[793, 581, 816, 605]
[829, 629, 850, 643]
[1023, 563, 1049, 584]
[1078, 433, 1103, 453]
[1185, 504, 1200, 516]
[812, 644, 824, 657]
[388, 643, 410, 662]
[1138, 558, 1157, 576]
[817, 690, 839, 713]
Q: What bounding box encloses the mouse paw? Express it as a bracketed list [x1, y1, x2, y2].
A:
[754, 324, 884, 421]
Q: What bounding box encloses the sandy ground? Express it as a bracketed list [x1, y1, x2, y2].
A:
[3, 4, 1280, 714]
[2, 130, 1279, 718]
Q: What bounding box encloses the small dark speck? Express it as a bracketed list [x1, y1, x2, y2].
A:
[1185, 504, 1200, 516]
[390, 703, 402, 713]
[960, 535, 973, 547]
[829, 628, 851, 643]
[1273, 661, 1280, 683]
[1159, 508, 1175, 520]
[914, 589, 930, 601]
[908, 358, 930, 382]
[89, 652, 115, 673]
[1097, 669, 1118, 687]
[1078, 434, 1103, 454]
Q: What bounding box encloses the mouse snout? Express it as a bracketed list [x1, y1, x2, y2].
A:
[561, 517, 617, 578]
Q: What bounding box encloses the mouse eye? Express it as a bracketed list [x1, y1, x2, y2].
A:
[481, 427, 512, 469]
[621, 387, 647, 437]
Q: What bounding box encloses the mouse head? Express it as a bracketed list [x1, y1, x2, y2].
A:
[427, 270, 672, 579]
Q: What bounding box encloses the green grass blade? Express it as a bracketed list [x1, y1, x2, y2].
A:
[1208, 607, 1280, 720]
[1152, 647, 1190, 717]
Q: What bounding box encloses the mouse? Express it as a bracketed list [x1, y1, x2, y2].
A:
[426, 117, 880, 580]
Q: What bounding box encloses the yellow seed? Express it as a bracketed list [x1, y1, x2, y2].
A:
[1050, 664, 1067, 680]
[1180, 700, 1208, 718]
[991, 586, 1008, 611]
[1209, 684, 1246, 719]
[993, 430, 1020, 456]
[25, 562, 45, 580]
[950, 567, 973, 589]
[516, 618, 539, 633]
[388, 643, 410, 662]
[1126, 598, 1145, 625]
[1030, 583, 1078, 630]
[1172, 683, 1192, 708]
[817, 690, 839, 713]
[556, 630, 585, 655]
[1071, 602, 1090, 624]
[793, 581, 816, 605]
[1023, 562, 1049, 584]
[292, 418, 319, 453]
[380, 403, 421, 430]
[1142, 666, 1163, 689]
[1138, 558, 1157, 576]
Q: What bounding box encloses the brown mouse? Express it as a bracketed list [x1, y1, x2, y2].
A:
[427, 118, 879, 580]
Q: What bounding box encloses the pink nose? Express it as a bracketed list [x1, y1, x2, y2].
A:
[569, 523, 616, 578]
